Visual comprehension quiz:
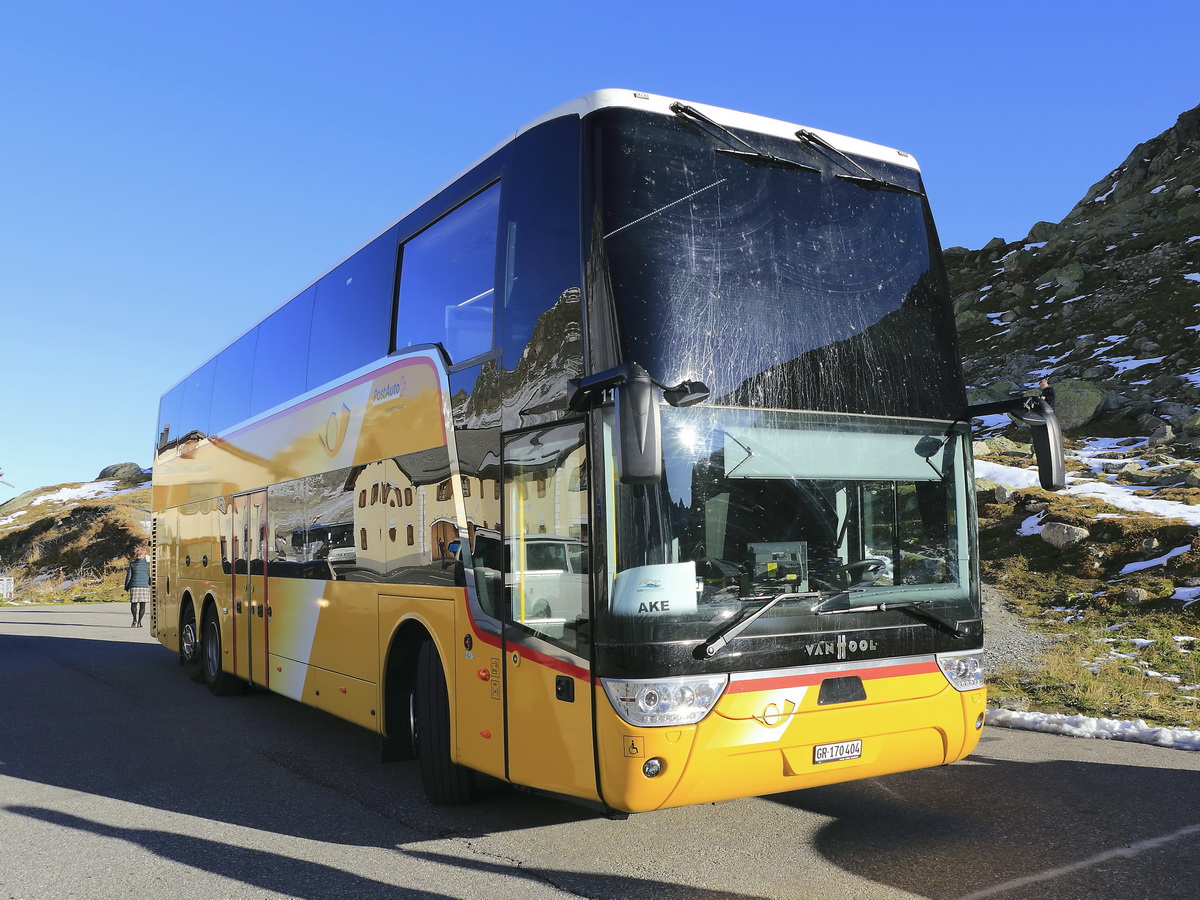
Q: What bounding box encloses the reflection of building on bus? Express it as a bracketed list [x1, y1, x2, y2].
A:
[150, 90, 1064, 816]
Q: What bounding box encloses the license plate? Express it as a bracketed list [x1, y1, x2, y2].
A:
[813, 739, 862, 764]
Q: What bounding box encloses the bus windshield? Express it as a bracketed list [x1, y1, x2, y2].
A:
[592, 107, 963, 420]
[599, 406, 975, 655]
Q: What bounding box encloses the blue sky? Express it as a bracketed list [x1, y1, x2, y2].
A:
[2, 0, 1198, 505]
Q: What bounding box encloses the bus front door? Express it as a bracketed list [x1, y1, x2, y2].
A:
[501, 424, 596, 801]
[232, 491, 270, 688]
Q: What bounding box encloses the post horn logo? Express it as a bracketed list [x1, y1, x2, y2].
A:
[319, 403, 352, 456]
[753, 698, 797, 728]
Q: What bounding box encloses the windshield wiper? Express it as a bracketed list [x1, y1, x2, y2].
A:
[794, 129, 923, 197]
[816, 599, 966, 639]
[671, 103, 819, 174]
[695, 591, 821, 659]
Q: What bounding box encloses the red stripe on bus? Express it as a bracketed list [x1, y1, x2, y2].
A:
[724, 660, 939, 693]
[461, 591, 588, 681]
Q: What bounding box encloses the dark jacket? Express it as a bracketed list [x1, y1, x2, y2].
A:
[124, 557, 150, 591]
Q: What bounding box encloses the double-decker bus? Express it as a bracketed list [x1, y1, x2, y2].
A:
[151, 89, 1063, 814]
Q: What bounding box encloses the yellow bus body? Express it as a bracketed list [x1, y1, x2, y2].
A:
[595, 662, 984, 813]
[151, 92, 995, 814]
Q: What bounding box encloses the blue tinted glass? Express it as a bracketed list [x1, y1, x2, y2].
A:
[157, 383, 184, 448]
[210, 329, 258, 433]
[396, 182, 500, 362]
[502, 117, 582, 368]
[251, 287, 314, 415]
[308, 226, 399, 390]
[179, 358, 216, 437]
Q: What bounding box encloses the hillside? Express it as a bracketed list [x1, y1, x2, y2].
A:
[948, 102, 1200, 439]
[947, 101, 1200, 729]
[0, 465, 151, 603]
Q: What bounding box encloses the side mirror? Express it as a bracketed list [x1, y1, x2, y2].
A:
[663, 380, 710, 408]
[1012, 400, 1066, 491]
[615, 365, 662, 485]
[567, 363, 708, 486]
[967, 395, 1066, 491]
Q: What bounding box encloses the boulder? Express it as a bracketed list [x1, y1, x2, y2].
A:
[1155, 401, 1192, 423]
[1027, 221, 1060, 242]
[1040, 522, 1090, 549]
[1055, 261, 1086, 288]
[986, 436, 1027, 453]
[1149, 423, 1177, 446]
[956, 310, 986, 332]
[1101, 460, 1144, 476]
[97, 463, 144, 480]
[1004, 250, 1034, 274]
[1050, 379, 1108, 430]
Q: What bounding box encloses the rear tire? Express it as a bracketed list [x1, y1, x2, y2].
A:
[202, 608, 243, 696]
[415, 640, 476, 805]
[381, 679, 416, 762]
[181, 603, 204, 683]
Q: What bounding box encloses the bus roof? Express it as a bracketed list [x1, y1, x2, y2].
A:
[161, 90, 920, 399]
[512, 89, 920, 171]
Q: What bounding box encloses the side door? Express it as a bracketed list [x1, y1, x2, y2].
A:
[231, 490, 270, 687]
[501, 423, 596, 800]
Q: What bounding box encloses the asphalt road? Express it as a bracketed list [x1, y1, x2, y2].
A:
[2, 603, 1199, 900]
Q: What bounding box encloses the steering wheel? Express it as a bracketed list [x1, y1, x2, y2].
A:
[824, 558, 888, 589]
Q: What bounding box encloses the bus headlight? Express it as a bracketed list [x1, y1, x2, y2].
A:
[602, 675, 728, 726]
[937, 650, 984, 692]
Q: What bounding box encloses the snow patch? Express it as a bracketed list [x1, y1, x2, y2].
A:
[987, 708, 1200, 751]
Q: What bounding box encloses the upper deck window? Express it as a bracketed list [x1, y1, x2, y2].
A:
[395, 182, 501, 364]
[307, 226, 400, 391]
[251, 287, 314, 415]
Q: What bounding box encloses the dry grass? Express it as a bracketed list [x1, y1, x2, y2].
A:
[980, 481, 1200, 728]
[0, 479, 150, 605]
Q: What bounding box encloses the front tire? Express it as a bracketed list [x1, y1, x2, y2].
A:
[181, 603, 204, 683]
[415, 640, 476, 805]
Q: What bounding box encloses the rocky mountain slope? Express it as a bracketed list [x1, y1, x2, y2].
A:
[948, 102, 1200, 442]
[0, 464, 150, 602]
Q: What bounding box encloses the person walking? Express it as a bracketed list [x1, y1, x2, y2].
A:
[125, 546, 150, 627]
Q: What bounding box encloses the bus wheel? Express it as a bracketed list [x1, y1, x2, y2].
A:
[415, 640, 476, 805]
[381, 679, 416, 762]
[202, 608, 243, 696]
[181, 603, 204, 683]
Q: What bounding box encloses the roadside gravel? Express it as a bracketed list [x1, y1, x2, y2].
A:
[982, 581, 1053, 672]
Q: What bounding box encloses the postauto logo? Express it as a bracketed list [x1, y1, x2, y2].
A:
[370, 378, 407, 405]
